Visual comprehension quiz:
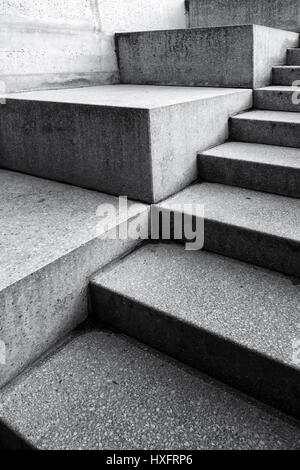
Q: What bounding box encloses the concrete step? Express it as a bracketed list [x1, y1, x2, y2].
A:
[230, 110, 300, 147]
[1, 328, 300, 449]
[0, 21, 119, 93]
[287, 48, 300, 65]
[91, 244, 300, 418]
[0, 85, 252, 204]
[272, 66, 300, 85]
[0, 169, 148, 388]
[254, 87, 300, 112]
[157, 182, 300, 277]
[116, 25, 298, 88]
[187, 0, 300, 32]
[198, 142, 300, 198]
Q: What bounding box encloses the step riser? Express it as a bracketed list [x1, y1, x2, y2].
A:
[198, 154, 300, 198]
[0, 170, 149, 389]
[0, 419, 34, 450]
[0, 99, 153, 203]
[272, 68, 300, 85]
[117, 26, 298, 88]
[254, 90, 300, 112]
[230, 118, 300, 148]
[155, 208, 300, 277]
[287, 49, 300, 65]
[187, 0, 300, 32]
[91, 283, 300, 419]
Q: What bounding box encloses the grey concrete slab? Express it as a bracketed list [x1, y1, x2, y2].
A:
[273, 66, 300, 85]
[288, 48, 300, 65]
[198, 141, 300, 197]
[116, 25, 299, 88]
[91, 244, 300, 418]
[187, 0, 300, 32]
[0, 170, 149, 388]
[0, 85, 252, 204]
[254, 86, 300, 112]
[1, 329, 300, 449]
[230, 110, 300, 147]
[157, 182, 300, 276]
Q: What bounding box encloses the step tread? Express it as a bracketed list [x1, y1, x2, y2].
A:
[159, 182, 300, 242]
[93, 244, 300, 369]
[0, 84, 248, 110]
[1, 329, 300, 450]
[0, 169, 147, 292]
[232, 110, 300, 123]
[201, 142, 300, 168]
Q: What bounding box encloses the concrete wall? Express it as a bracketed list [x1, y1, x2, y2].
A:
[188, 0, 300, 32]
[0, 0, 186, 93]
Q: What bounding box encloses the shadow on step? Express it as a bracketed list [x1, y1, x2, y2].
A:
[0, 419, 34, 450]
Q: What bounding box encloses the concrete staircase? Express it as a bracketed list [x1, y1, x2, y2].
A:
[0, 5, 300, 450]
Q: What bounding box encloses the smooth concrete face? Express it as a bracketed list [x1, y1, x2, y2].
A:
[0, 170, 149, 388]
[187, 0, 300, 32]
[91, 244, 300, 417]
[117, 25, 299, 88]
[0, 85, 252, 203]
[231, 110, 300, 148]
[198, 142, 300, 198]
[1, 330, 300, 450]
[99, 0, 186, 32]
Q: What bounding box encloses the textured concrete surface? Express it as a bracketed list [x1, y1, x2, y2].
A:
[0, 170, 149, 388]
[288, 48, 300, 65]
[0, 85, 252, 203]
[1, 329, 300, 450]
[273, 66, 300, 85]
[198, 142, 300, 198]
[254, 87, 300, 112]
[231, 110, 300, 148]
[117, 25, 299, 89]
[157, 182, 300, 276]
[187, 0, 300, 32]
[91, 244, 300, 417]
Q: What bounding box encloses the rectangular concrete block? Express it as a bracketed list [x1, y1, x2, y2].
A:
[0, 170, 149, 388]
[116, 25, 299, 88]
[187, 0, 300, 32]
[0, 85, 252, 203]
